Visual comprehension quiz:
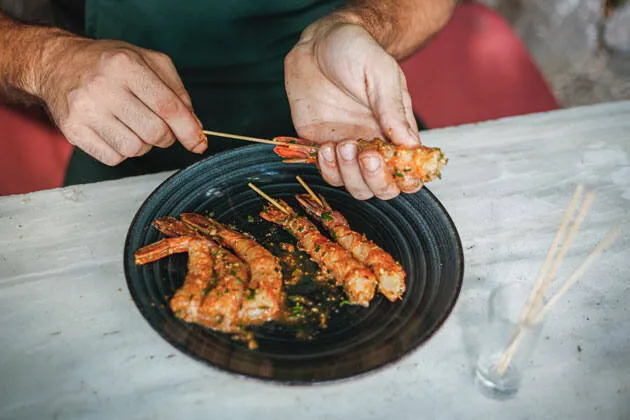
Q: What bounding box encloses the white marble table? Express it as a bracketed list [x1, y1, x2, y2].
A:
[1, 101, 629, 420]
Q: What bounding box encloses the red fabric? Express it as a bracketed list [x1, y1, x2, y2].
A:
[400, 2, 560, 128]
[0, 2, 559, 196]
[0, 106, 72, 196]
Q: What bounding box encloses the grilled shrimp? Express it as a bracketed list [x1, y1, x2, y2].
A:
[295, 194, 406, 301]
[152, 217, 249, 333]
[134, 236, 213, 324]
[180, 213, 283, 324]
[273, 137, 448, 191]
[259, 199, 377, 307]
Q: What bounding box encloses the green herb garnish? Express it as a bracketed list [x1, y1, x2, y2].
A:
[321, 211, 333, 221]
[247, 215, 254, 223]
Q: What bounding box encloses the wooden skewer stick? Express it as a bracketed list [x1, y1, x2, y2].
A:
[247, 182, 290, 215]
[296, 176, 324, 207]
[496, 187, 594, 374]
[203, 130, 280, 146]
[495, 224, 619, 375]
[517, 184, 584, 324]
[531, 225, 621, 324]
[525, 190, 595, 321]
[501, 184, 585, 359]
[202, 130, 317, 150]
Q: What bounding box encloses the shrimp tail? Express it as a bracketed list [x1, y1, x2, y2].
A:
[272, 136, 318, 164]
[259, 199, 293, 226]
[153, 216, 198, 237]
[180, 213, 220, 236]
[295, 193, 349, 228]
[134, 236, 196, 265]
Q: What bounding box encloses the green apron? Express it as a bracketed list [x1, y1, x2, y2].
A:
[64, 0, 346, 185]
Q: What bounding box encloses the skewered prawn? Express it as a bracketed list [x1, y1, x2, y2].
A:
[259, 199, 377, 306]
[273, 136, 448, 191]
[180, 213, 283, 324]
[295, 193, 406, 301]
[134, 236, 213, 325]
[152, 217, 249, 333]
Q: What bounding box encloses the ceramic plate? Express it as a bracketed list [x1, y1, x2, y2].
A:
[123, 144, 464, 384]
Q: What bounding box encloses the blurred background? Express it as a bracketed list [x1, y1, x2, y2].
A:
[480, 0, 630, 106]
[1, 0, 629, 196]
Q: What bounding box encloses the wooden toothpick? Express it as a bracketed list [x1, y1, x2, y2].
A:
[247, 183, 290, 215]
[296, 176, 324, 207]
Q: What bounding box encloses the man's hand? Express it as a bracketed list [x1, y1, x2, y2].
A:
[285, 20, 420, 201]
[31, 37, 207, 166]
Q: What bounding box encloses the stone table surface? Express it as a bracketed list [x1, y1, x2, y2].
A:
[1, 101, 629, 420]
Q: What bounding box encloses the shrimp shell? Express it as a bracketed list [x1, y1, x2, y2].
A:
[259, 199, 377, 307]
[180, 213, 283, 324]
[295, 194, 406, 301]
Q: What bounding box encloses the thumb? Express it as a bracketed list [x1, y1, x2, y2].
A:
[367, 62, 420, 147]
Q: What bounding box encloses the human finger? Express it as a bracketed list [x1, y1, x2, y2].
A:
[92, 115, 152, 158]
[64, 125, 126, 166]
[317, 142, 344, 187]
[124, 58, 206, 153]
[335, 140, 374, 200]
[358, 149, 401, 200]
[113, 89, 176, 148]
[365, 59, 420, 148]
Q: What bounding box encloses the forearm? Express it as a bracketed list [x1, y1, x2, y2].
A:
[333, 0, 457, 60]
[0, 11, 74, 104]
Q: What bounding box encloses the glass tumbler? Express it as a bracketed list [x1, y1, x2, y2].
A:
[473, 282, 544, 399]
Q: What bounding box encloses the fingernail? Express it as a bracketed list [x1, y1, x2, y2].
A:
[360, 156, 380, 172]
[192, 142, 207, 154]
[321, 145, 335, 163]
[339, 143, 356, 161]
[407, 127, 421, 145]
[193, 113, 203, 128]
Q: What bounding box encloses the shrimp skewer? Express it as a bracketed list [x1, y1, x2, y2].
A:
[273, 136, 448, 191]
[180, 213, 283, 324]
[152, 217, 249, 332]
[258, 197, 377, 307]
[295, 193, 406, 301]
[134, 236, 213, 325]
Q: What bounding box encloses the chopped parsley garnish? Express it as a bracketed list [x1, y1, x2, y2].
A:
[298, 226, 304, 232]
[236, 277, 244, 284]
[339, 300, 351, 307]
[202, 288, 210, 295]
[321, 211, 333, 221]
[331, 230, 337, 240]
[395, 169, 404, 177]
[247, 289, 256, 300]
[315, 244, 321, 252]
[247, 215, 254, 223]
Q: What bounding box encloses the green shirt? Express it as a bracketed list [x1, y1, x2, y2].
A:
[64, 0, 346, 185]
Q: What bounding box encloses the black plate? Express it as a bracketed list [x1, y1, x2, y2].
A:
[123, 144, 464, 384]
